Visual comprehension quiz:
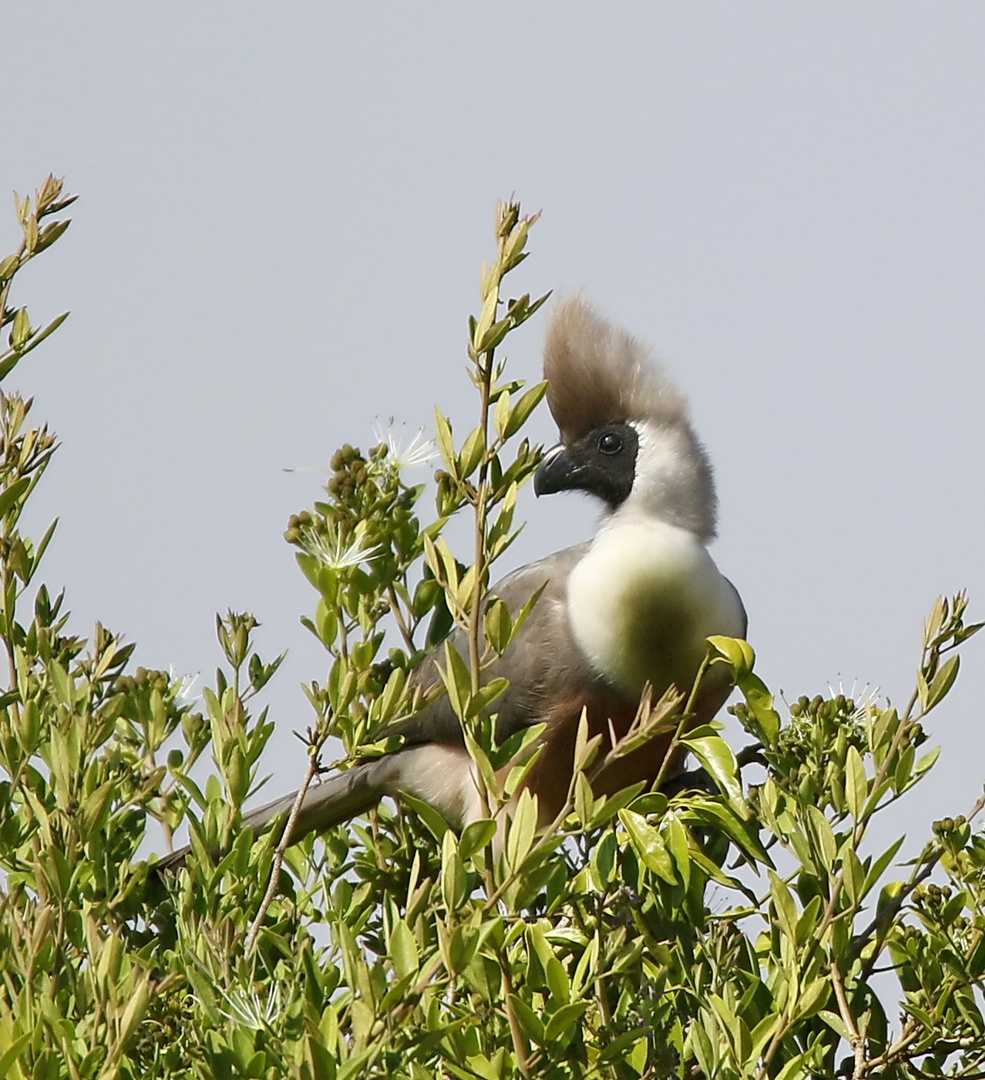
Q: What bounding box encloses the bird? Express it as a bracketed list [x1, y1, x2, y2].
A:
[157, 297, 746, 871]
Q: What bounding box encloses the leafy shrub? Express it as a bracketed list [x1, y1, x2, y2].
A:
[0, 179, 983, 1080]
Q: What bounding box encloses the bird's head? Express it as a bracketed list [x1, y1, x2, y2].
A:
[533, 297, 717, 541]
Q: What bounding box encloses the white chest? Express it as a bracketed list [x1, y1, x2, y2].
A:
[565, 518, 745, 696]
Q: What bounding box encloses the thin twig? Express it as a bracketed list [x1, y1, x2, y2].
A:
[497, 947, 532, 1079]
[651, 653, 711, 793]
[387, 585, 415, 653]
[244, 751, 320, 957]
[853, 791, 985, 979]
[830, 961, 865, 1078]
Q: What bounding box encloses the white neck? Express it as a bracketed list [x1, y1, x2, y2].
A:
[624, 419, 717, 540]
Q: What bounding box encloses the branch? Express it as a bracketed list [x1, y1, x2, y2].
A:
[244, 748, 322, 957]
[852, 790, 985, 979]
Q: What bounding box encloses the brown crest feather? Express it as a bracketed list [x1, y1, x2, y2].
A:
[543, 297, 688, 444]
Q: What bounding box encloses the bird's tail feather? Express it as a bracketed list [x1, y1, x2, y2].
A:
[153, 756, 396, 875]
[242, 757, 395, 838]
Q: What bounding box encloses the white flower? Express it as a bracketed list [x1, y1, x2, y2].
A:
[827, 679, 882, 716]
[372, 418, 436, 470]
[300, 523, 380, 570]
[215, 983, 283, 1031]
[167, 665, 199, 705]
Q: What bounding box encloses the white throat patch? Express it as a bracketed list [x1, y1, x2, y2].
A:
[623, 419, 716, 540]
[566, 515, 745, 697]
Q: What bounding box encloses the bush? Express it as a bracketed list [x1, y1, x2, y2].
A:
[1, 179, 984, 1079]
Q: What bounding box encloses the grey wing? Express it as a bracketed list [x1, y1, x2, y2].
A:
[385, 542, 594, 747]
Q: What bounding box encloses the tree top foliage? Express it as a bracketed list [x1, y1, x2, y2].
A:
[0, 178, 983, 1079]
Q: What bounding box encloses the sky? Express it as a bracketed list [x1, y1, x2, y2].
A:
[4, 3, 985, 857]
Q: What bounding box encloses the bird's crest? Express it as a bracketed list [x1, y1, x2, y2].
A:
[543, 297, 689, 444]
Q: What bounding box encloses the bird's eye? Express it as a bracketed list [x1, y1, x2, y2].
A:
[598, 431, 623, 455]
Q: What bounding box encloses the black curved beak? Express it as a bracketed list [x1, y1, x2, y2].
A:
[534, 444, 583, 497]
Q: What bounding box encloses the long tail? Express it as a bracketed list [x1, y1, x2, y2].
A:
[153, 755, 400, 874]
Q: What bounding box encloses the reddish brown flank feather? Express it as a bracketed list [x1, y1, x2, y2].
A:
[513, 657, 740, 828]
[517, 691, 681, 827]
[543, 297, 689, 444]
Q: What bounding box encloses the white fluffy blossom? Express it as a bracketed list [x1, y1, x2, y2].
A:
[215, 983, 283, 1031]
[372, 418, 436, 470]
[299, 523, 380, 570]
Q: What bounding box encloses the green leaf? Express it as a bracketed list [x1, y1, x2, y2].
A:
[0, 313, 70, 375]
[478, 315, 512, 354]
[586, 781, 644, 828]
[48, 659, 74, 708]
[10, 307, 30, 348]
[503, 381, 547, 438]
[458, 425, 485, 478]
[597, 1028, 651, 1066]
[775, 1051, 812, 1080]
[439, 641, 472, 721]
[508, 994, 546, 1045]
[0, 476, 30, 519]
[862, 834, 905, 899]
[460, 818, 496, 860]
[769, 871, 799, 941]
[794, 895, 823, 946]
[742, 678, 781, 745]
[708, 993, 743, 1056]
[842, 847, 865, 905]
[472, 285, 500, 355]
[446, 925, 480, 977]
[590, 829, 618, 890]
[544, 1001, 590, 1042]
[433, 408, 455, 470]
[493, 387, 511, 439]
[493, 720, 545, 773]
[619, 809, 676, 883]
[690, 1015, 716, 1078]
[389, 918, 419, 978]
[574, 769, 595, 825]
[314, 598, 338, 647]
[506, 789, 538, 871]
[454, 1055, 497, 1080]
[664, 813, 692, 889]
[683, 797, 772, 867]
[0, 1033, 31, 1077]
[483, 598, 512, 655]
[115, 973, 152, 1048]
[845, 744, 867, 820]
[805, 805, 837, 870]
[749, 1015, 782, 1061]
[502, 222, 530, 267]
[401, 792, 450, 840]
[35, 218, 71, 253]
[707, 635, 755, 676]
[707, 638, 779, 744]
[472, 677, 508, 715]
[893, 744, 915, 795]
[925, 655, 960, 711]
[681, 734, 742, 803]
[914, 745, 940, 780]
[818, 1009, 852, 1040]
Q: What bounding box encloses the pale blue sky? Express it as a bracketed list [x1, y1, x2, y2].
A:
[5, 4, 985, 851]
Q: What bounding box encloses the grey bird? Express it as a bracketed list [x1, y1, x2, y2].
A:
[157, 298, 746, 871]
